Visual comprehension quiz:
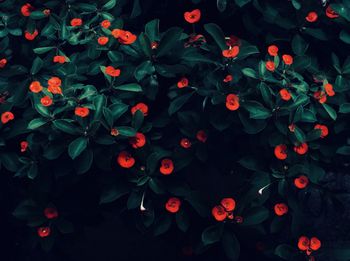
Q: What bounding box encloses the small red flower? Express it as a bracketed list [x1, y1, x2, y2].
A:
[53, 55, 66, 64]
[131, 103, 148, 116]
[43, 9, 50, 16]
[212, 205, 227, 221]
[196, 130, 207, 143]
[101, 20, 111, 28]
[306, 12, 318, 23]
[70, 18, 82, 27]
[265, 61, 275, 72]
[37, 227, 51, 238]
[40, 96, 53, 107]
[105, 66, 121, 77]
[297, 236, 321, 255]
[314, 124, 329, 138]
[0, 58, 7, 68]
[223, 75, 233, 82]
[165, 197, 181, 213]
[279, 88, 291, 101]
[151, 41, 158, 49]
[117, 151, 135, 168]
[48, 77, 62, 87]
[160, 159, 174, 175]
[313, 91, 327, 104]
[288, 123, 296, 132]
[226, 94, 240, 111]
[129, 132, 146, 149]
[310, 237, 321, 251]
[294, 175, 309, 189]
[324, 83, 335, 97]
[326, 6, 339, 19]
[177, 77, 189, 88]
[274, 144, 287, 160]
[74, 107, 89, 117]
[98, 36, 109, 45]
[20, 141, 28, 152]
[268, 45, 278, 56]
[184, 9, 201, 24]
[29, 81, 43, 93]
[298, 236, 310, 251]
[282, 54, 293, 65]
[110, 128, 119, 136]
[274, 203, 288, 216]
[25, 30, 38, 41]
[294, 143, 308, 155]
[220, 198, 236, 212]
[180, 138, 191, 149]
[1, 111, 14, 124]
[111, 29, 137, 45]
[44, 207, 58, 219]
[21, 3, 33, 16]
[222, 46, 239, 58]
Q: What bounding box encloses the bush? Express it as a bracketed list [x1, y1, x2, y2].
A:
[1, 0, 350, 260]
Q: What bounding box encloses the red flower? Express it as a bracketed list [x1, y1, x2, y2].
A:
[324, 83, 335, 97]
[1, 111, 14, 124]
[294, 143, 308, 155]
[48, 85, 62, 95]
[53, 55, 66, 64]
[274, 203, 288, 216]
[288, 123, 296, 132]
[117, 151, 135, 168]
[268, 45, 278, 56]
[196, 130, 207, 143]
[40, 96, 53, 107]
[74, 107, 89, 117]
[111, 29, 137, 45]
[310, 237, 321, 251]
[48, 77, 62, 87]
[282, 54, 293, 65]
[220, 198, 236, 212]
[313, 91, 327, 104]
[294, 175, 309, 189]
[180, 138, 191, 149]
[151, 41, 158, 49]
[110, 128, 119, 136]
[326, 6, 339, 19]
[29, 81, 43, 93]
[21, 3, 33, 16]
[212, 205, 227, 221]
[274, 144, 287, 160]
[298, 236, 310, 251]
[131, 103, 148, 116]
[223, 75, 233, 82]
[222, 46, 239, 58]
[165, 197, 181, 213]
[37, 227, 51, 238]
[279, 88, 291, 101]
[306, 12, 318, 23]
[265, 61, 275, 72]
[43, 9, 50, 16]
[101, 20, 111, 28]
[160, 159, 174, 175]
[184, 9, 201, 24]
[98, 36, 109, 45]
[105, 66, 121, 77]
[44, 207, 58, 219]
[20, 141, 28, 152]
[314, 124, 329, 138]
[70, 18, 82, 27]
[298, 236, 321, 255]
[129, 132, 146, 149]
[226, 94, 240, 111]
[25, 30, 38, 40]
[177, 77, 189, 88]
[0, 58, 7, 68]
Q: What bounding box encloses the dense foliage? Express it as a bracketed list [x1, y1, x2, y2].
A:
[1, 0, 350, 260]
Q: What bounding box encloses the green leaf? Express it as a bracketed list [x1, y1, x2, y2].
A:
[53, 119, 81, 135]
[242, 206, 269, 226]
[340, 103, 350, 113]
[33, 47, 55, 54]
[217, 0, 227, 12]
[68, 137, 88, 160]
[274, 244, 297, 260]
[243, 101, 272, 119]
[322, 103, 337, 120]
[114, 83, 142, 92]
[132, 109, 144, 130]
[235, 0, 251, 7]
[134, 61, 155, 81]
[221, 231, 240, 261]
[204, 23, 227, 50]
[292, 34, 308, 56]
[176, 210, 190, 232]
[145, 19, 160, 42]
[337, 146, 350, 155]
[116, 126, 137, 137]
[340, 30, 350, 44]
[154, 214, 172, 236]
[168, 92, 194, 115]
[100, 185, 129, 204]
[30, 57, 43, 75]
[156, 27, 183, 57]
[27, 118, 49, 130]
[242, 68, 258, 79]
[30, 10, 46, 20]
[102, 0, 116, 10]
[202, 225, 223, 245]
